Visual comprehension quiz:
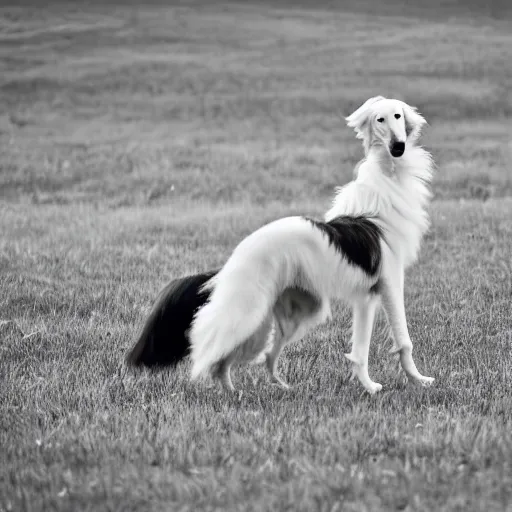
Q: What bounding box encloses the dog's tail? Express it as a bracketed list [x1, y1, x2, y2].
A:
[126, 270, 218, 368]
[189, 219, 307, 381]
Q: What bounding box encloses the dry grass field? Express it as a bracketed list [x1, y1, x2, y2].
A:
[1, 1, 512, 510]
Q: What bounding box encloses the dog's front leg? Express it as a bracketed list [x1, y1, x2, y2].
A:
[380, 265, 434, 388]
[345, 296, 382, 394]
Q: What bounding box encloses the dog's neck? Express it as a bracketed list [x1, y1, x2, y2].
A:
[365, 143, 396, 177]
[326, 132, 433, 269]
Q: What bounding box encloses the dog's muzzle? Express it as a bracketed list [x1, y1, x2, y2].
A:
[390, 141, 405, 158]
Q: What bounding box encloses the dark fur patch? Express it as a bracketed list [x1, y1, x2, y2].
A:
[369, 280, 381, 294]
[305, 216, 383, 275]
[126, 270, 218, 368]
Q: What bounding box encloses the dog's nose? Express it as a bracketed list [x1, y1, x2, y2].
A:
[390, 141, 405, 157]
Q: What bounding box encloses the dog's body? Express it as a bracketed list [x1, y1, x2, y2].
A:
[127, 96, 435, 395]
[190, 215, 382, 390]
[189, 96, 435, 393]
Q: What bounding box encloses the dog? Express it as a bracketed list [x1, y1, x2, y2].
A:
[188, 96, 435, 394]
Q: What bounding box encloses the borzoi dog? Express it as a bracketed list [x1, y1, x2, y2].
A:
[127, 96, 435, 395]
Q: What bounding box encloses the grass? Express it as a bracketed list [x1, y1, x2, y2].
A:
[1, 1, 512, 510]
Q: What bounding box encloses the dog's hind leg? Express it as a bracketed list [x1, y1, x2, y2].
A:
[213, 358, 235, 392]
[265, 319, 311, 390]
[266, 288, 325, 390]
[345, 295, 382, 394]
[265, 353, 288, 389]
[265, 322, 291, 390]
[379, 265, 434, 388]
[212, 314, 274, 392]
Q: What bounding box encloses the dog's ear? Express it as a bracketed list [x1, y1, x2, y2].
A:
[401, 102, 427, 142]
[345, 96, 386, 140]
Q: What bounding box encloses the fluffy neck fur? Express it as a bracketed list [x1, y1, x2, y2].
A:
[325, 141, 434, 267]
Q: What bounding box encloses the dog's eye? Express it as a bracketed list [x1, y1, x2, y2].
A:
[377, 117, 384, 123]
[394, 114, 401, 119]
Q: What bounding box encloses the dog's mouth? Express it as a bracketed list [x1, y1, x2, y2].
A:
[390, 141, 405, 158]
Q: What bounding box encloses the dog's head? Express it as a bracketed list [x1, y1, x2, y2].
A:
[346, 96, 427, 157]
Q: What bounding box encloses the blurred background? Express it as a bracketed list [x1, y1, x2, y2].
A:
[2, 0, 512, 210]
[2, 4, 512, 510]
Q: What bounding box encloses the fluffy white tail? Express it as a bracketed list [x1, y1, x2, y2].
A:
[189, 265, 280, 381]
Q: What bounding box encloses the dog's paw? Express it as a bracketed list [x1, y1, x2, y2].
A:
[411, 375, 434, 388]
[365, 382, 383, 395]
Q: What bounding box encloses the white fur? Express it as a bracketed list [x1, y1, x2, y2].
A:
[190, 216, 372, 380]
[325, 145, 433, 268]
[190, 96, 435, 394]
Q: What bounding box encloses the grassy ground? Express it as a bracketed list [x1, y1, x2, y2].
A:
[1, 1, 512, 510]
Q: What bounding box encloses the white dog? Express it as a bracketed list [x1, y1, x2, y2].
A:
[188, 96, 435, 394]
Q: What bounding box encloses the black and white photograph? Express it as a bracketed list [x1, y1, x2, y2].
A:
[1, 0, 511, 510]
